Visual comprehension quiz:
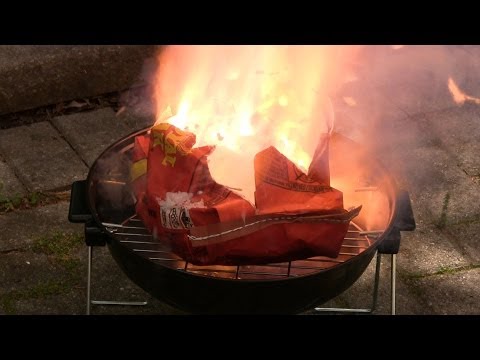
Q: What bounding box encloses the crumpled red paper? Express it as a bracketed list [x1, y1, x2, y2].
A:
[130, 123, 360, 266]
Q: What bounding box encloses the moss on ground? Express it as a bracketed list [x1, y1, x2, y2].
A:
[403, 263, 480, 279]
[435, 192, 450, 230]
[1, 231, 84, 314]
[31, 231, 83, 258]
[0, 186, 69, 214]
[2, 280, 74, 315]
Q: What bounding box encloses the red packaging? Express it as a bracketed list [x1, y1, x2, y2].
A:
[131, 123, 360, 265]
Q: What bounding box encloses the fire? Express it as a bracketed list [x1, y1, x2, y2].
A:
[448, 77, 480, 105]
[151, 46, 353, 202]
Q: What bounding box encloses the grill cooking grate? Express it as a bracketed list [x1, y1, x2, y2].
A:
[102, 217, 377, 280]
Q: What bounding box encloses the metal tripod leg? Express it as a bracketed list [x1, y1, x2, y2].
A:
[391, 254, 396, 315]
[315, 252, 382, 314]
[87, 246, 92, 315]
[86, 246, 147, 315]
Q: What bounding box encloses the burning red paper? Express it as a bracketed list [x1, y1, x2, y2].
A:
[131, 123, 360, 266]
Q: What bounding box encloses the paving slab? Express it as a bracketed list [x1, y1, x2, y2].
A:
[406, 268, 480, 315]
[0, 121, 88, 191]
[0, 245, 183, 315]
[420, 104, 480, 177]
[0, 159, 26, 197]
[352, 46, 479, 116]
[336, 254, 429, 315]
[0, 202, 81, 252]
[443, 46, 480, 96]
[332, 85, 408, 146]
[446, 220, 480, 264]
[11, 289, 181, 315]
[0, 237, 182, 315]
[51, 108, 143, 166]
[87, 246, 184, 315]
[396, 222, 469, 276]
[0, 250, 75, 297]
[371, 113, 480, 227]
[0, 45, 157, 116]
[376, 80, 455, 117]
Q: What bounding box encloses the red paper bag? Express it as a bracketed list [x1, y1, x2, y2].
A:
[131, 123, 360, 265]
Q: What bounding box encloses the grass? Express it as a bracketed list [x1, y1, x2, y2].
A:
[31, 231, 84, 276]
[1, 231, 84, 314]
[2, 280, 73, 315]
[31, 231, 83, 258]
[406, 264, 480, 279]
[435, 192, 450, 230]
[0, 184, 69, 214]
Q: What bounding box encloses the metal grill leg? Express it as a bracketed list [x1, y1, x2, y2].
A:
[86, 246, 92, 315]
[86, 245, 147, 315]
[391, 254, 396, 315]
[370, 252, 381, 312]
[314, 252, 381, 314]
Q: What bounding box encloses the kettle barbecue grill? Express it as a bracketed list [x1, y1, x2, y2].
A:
[68, 127, 415, 314]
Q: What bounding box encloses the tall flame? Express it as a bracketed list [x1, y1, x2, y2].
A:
[152, 45, 352, 202]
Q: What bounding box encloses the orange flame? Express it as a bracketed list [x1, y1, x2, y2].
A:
[448, 77, 480, 105]
[152, 46, 355, 202]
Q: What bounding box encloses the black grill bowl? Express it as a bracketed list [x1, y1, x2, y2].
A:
[75, 127, 401, 314]
[108, 237, 377, 314]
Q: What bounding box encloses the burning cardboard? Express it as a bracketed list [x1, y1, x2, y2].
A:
[131, 123, 360, 266]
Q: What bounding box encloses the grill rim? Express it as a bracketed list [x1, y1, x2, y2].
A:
[85, 126, 399, 283]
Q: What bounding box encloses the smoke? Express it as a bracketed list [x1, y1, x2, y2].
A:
[127, 45, 476, 221]
[143, 45, 364, 203]
[331, 45, 477, 182]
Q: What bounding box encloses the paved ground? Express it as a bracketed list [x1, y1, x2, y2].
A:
[1, 45, 480, 315]
[0, 45, 157, 115]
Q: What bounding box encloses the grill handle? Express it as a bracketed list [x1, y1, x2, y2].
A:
[68, 180, 92, 223]
[68, 180, 107, 246]
[377, 189, 416, 254]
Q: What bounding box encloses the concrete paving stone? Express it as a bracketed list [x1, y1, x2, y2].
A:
[396, 222, 469, 276]
[0, 202, 81, 252]
[0, 159, 26, 197]
[0, 45, 158, 116]
[375, 79, 455, 117]
[407, 162, 480, 228]
[407, 268, 480, 315]
[352, 46, 425, 83]
[374, 114, 480, 227]
[87, 246, 184, 315]
[352, 46, 478, 116]
[52, 108, 140, 166]
[421, 104, 480, 177]
[349, 113, 443, 190]
[352, 45, 428, 85]
[0, 121, 88, 191]
[0, 244, 182, 315]
[12, 289, 182, 315]
[122, 110, 155, 132]
[446, 220, 480, 264]
[0, 251, 75, 297]
[357, 46, 472, 90]
[443, 46, 480, 96]
[335, 254, 429, 315]
[331, 91, 409, 154]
